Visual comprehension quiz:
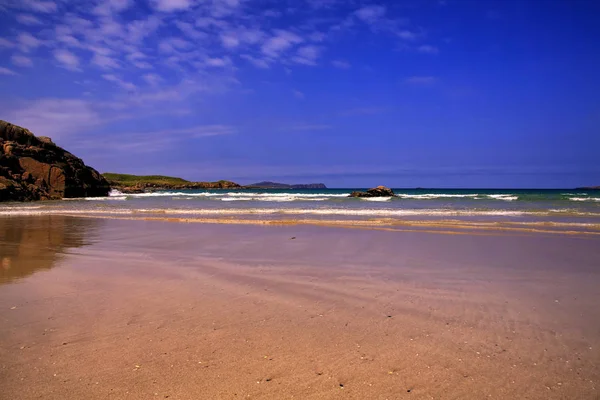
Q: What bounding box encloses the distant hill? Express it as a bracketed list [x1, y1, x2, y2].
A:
[103, 173, 240, 193]
[575, 186, 600, 190]
[245, 181, 327, 189]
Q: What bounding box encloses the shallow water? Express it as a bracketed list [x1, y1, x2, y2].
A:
[1, 188, 599, 234]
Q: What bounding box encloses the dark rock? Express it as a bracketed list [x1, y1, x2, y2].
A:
[349, 185, 396, 198]
[0, 120, 110, 202]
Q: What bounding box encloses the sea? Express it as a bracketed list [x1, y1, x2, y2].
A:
[1, 188, 599, 234]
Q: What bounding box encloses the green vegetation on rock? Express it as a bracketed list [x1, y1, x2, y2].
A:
[102, 173, 241, 193]
[102, 173, 190, 186]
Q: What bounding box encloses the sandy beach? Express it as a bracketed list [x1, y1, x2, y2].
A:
[1, 216, 599, 399]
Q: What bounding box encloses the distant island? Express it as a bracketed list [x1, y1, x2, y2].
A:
[103, 173, 241, 193]
[575, 186, 600, 190]
[244, 181, 327, 189]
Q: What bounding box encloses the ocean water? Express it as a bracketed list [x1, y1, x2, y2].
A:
[1, 189, 599, 229]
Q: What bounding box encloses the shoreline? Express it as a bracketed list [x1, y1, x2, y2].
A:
[1, 213, 600, 236]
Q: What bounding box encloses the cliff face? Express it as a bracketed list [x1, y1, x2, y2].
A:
[0, 120, 110, 202]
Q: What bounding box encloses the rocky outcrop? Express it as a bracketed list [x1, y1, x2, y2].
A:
[114, 181, 241, 194]
[349, 186, 396, 198]
[101, 173, 241, 193]
[0, 120, 110, 202]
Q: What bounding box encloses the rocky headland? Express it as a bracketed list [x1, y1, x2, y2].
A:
[103, 173, 241, 194]
[349, 186, 396, 198]
[0, 120, 110, 202]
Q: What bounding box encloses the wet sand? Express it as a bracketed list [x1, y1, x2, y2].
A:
[1, 216, 599, 399]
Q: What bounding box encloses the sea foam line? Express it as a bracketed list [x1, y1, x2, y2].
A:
[2, 207, 600, 218]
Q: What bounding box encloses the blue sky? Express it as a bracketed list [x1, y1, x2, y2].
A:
[0, 0, 599, 188]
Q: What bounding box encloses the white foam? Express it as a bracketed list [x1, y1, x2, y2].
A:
[82, 196, 127, 201]
[361, 197, 392, 202]
[397, 194, 480, 199]
[123, 191, 349, 199]
[486, 195, 518, 201]
[109, 189, 125, 196]
[570, 197, 600, 202]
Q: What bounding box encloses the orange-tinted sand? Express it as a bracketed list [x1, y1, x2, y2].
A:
[1, 216, 599, 399]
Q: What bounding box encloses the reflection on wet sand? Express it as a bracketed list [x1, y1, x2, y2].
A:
[0, 216, 100, 284]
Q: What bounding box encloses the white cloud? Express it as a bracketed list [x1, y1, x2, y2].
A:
[16, 14, 43, 25]
[3, 98, 101, 139]
[93, 0, 133, 16]
[92, 54, 120, 69]
[151, 0, 193, 12]
[27, 0, 57, 13]
[159, 37, 192, 53]
[418, 45, 439, 54]
[205, 57, 231, 67]
[331, 60, 350, 69]
[128, 16, 163, 43]
[18, 32, 42, 52]
[102, 74, 136, 91]
[143, 73, 162, 86]
[0, 38, 14, 48]
[174, 20, 206, 40]
[11, 55, 33, 67]
[73, 124, 235, 154]
[306, 0, 339, 9]
[398, 30, 417, 40]
[0, 67, 17, 75]
[240, 54, 270, 69]
[54, 49, 80, 70]
[220, 33, 240, 49]
[355, 5, 386, 24]
[261, 30, 303, 58]
[292, 45, 320, 66]
[293, 90, 305, 99]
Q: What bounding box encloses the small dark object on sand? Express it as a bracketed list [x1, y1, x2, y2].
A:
[290, 237, 296, 240]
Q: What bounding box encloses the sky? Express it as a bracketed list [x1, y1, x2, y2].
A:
[0, 0, 599, 188]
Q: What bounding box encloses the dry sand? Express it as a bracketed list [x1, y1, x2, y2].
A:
[1, 216, 599, 399]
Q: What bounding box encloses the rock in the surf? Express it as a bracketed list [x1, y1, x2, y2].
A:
[349, 186, 396, 198]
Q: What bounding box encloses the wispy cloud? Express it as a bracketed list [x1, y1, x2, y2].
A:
[102, 74, 136, 91]
[16, 14, 43, 25]
[292, 45, 320, 66]
[261, 30, 303, 58]
[293, 90, 305, 99]
[354, 5, 387, 24]
[0, 67, 18, 75]
[10, 54, 33, 67]
[151, 0, 193, 12]
[54, 49, 80, 70]
[3, 98, 102, 139]
[27, 0, 58, 13]
[418, 44, 439, 54]
[331, 60, 351, 69]
[72, 124, 236, 154]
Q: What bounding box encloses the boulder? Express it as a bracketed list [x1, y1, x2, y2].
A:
[349, 185, 396, 198]
[0, 120, 110, 202]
